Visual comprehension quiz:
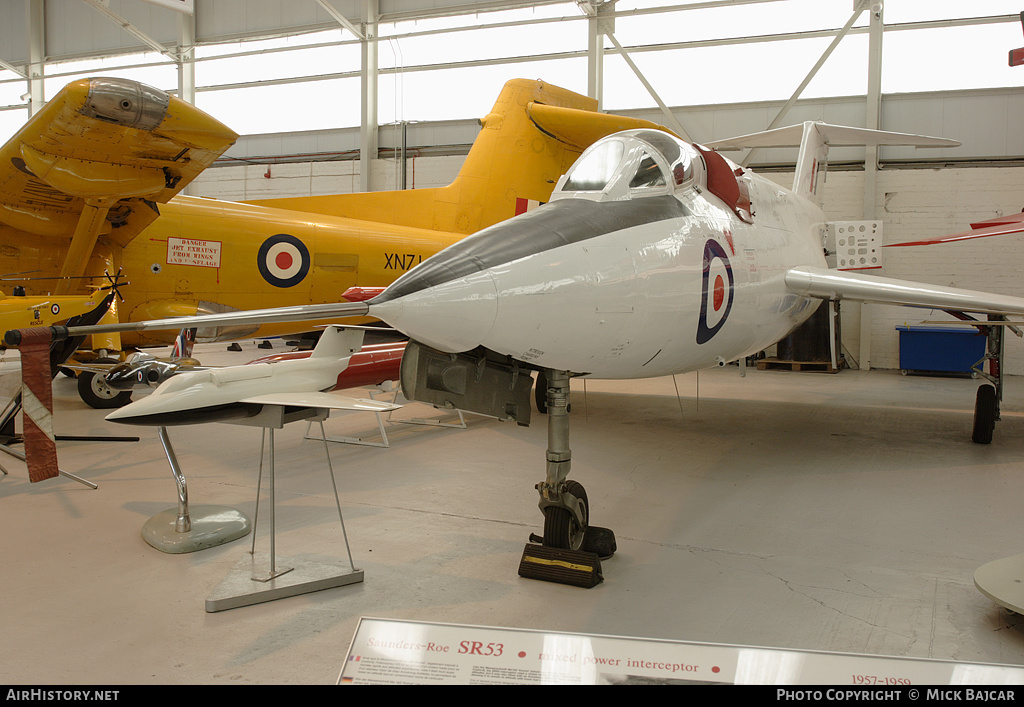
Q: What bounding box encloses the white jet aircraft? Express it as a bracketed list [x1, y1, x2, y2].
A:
[14, 121, 1024, 563]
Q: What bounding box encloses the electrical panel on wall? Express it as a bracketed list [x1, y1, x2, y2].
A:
[826, 221, 882, 271]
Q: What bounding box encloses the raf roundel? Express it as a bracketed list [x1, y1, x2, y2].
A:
[257, 234, 311, 288]
[696, 238, 735, 345]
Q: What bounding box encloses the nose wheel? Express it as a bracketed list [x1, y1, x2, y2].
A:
[542, 480, 588, 551]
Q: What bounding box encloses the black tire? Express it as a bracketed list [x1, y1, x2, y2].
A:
[972, 384, 997, 445]
[77, 365, 133, 409]
[542, 480, 588, 551]
[535, 370, 548, 414]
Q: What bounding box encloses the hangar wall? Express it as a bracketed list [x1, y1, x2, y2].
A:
[191, 156, 1024, 376]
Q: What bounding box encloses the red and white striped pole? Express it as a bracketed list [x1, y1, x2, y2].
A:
[10, 328, 59, 482]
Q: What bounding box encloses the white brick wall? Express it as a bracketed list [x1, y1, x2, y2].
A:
[187, 155, 464, 201]
[759, 167, 1024, 373]
[189, 156, 1024, 374]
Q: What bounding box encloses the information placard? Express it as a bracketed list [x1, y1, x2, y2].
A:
[338, 617, 1024, 686]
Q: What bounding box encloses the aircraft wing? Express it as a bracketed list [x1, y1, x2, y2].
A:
[0, 77, 237, 247]
[5, 300, 372, 347]
[239, 391, 400, 412]
[785, 266, 1024, 317]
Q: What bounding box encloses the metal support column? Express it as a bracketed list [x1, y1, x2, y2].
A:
[27, 0, 45, 116]
[859, 1, 884, 371]
[177, 11, 196, 105]
[359, 0, 379, 193]
[584, 1, 611, 108]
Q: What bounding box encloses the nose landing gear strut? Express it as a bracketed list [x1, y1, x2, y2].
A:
[518, 369, 616, 588]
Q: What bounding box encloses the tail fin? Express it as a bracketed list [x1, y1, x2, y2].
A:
[707, 121, 959, 202]
[309, 325, 365, 361]
[171, 327, 196, 359]
[249, 79, 675, 234]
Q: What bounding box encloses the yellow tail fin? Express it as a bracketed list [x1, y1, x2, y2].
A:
[248, 79, 674, 235]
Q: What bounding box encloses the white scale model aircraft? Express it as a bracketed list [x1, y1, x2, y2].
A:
[13, 121, 1024, 575]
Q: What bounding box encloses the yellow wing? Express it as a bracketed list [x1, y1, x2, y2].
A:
[0, 77, 237, 292]
[0, 293, 106, 333]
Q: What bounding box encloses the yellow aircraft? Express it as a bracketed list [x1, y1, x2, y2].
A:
[0, 291, 107, 334]
[0, 76, 674, 405]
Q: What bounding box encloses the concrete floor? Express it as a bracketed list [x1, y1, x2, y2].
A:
[2, 341, 1024, 684]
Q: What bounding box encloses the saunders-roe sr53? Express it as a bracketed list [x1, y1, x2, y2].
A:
[14, 119, 1024, 573]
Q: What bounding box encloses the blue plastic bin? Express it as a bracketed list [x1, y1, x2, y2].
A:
[895, 325, 985, 375]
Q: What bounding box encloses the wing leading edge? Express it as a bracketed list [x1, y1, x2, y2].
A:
[785, 266, 1024, 318]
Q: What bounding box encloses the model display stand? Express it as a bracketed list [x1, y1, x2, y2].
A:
[0, 393, 101, 489]
[205, 404, 363, 612]
[305, 381, 467, 449]
[302, 383, 398, 448]
[142, 426, 250, 553]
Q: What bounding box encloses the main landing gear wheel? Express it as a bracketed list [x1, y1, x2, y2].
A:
[77, 361, 132, 409]
[543, 480, 588, 551]
[535, 370, 548, 414]
[972, 384, 998, 445]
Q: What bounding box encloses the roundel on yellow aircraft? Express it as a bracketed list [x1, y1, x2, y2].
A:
[258, 234, 310, 288]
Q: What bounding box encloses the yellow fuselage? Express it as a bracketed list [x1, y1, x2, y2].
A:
[1, 194, 461, 347]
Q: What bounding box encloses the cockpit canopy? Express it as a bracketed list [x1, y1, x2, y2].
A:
[553, 129, 700, 202]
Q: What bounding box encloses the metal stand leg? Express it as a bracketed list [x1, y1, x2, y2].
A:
[206, 406, 364, 612]
[318, 420, 358, 572]
[303, 389, 392, 448]
[140, 426, 250, 553]
[0, 394, 19, 444]
[160, 426, 191, 533]
[250, 427, 292, 582]
[385, 384, 467, 430]
[0, 440, 98, 489]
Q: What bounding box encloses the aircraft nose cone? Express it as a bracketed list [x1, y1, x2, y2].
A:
[371, 270, 498, 353]
[367, 201, 593, 353]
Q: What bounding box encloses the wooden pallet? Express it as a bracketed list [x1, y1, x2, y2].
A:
[756, 357, 843, 373]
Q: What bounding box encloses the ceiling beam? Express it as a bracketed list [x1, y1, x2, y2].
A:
[80, 0, 179, 61]
[315, 0, 365, 40]
[0, 58, 28, 79]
